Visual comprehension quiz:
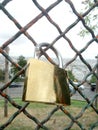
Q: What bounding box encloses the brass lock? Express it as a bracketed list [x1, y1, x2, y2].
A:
[22, 43, 70, 105]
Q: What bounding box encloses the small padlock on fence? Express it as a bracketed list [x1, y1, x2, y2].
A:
[22, 43, 70, 105]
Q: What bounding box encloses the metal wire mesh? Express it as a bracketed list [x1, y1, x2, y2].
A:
[0, 0, 98, 129]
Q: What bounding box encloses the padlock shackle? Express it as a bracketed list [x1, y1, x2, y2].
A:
[34, 43, 63, 68]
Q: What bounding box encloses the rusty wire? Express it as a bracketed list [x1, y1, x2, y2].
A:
[0, 0, 98, 129]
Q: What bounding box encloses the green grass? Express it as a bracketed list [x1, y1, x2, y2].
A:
[71, 100, 86, 108]
[0, 98, 97, 130]
[0, 98, 87, 108]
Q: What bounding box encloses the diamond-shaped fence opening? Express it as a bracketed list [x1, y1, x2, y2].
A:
[0, 0, 98, 130]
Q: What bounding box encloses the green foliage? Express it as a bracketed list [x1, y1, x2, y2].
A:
[67, 70, 75, 81]
[90, 74, 97, 83]
[17, 55, 27, 67]
[10, 55, 27, 81]
[79, 0, 98, 37]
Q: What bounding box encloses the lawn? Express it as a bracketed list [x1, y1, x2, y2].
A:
[0, 99, 98, 130]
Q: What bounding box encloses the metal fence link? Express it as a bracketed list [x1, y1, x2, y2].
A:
[0, 0, 98, 129]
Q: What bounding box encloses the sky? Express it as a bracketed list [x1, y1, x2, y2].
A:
[0, 0, 98, 60]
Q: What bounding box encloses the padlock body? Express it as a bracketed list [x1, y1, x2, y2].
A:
[22, 59, 70, 105]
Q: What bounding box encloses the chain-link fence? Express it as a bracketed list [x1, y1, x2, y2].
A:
[0, 0, 98, 129]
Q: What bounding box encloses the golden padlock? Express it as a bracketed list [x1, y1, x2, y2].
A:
[22, 43, 70, 105]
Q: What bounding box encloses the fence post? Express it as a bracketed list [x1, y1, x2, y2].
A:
[95, 55, 98, 108]
[4, 47, 9, 117]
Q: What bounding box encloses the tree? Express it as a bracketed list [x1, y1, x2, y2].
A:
[67, 70, 76, 81]
[17, 55, 27, 68]
[10, 55, 27, 81]
[90, 74, 97, 83]
[79, 0, 98, 37]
